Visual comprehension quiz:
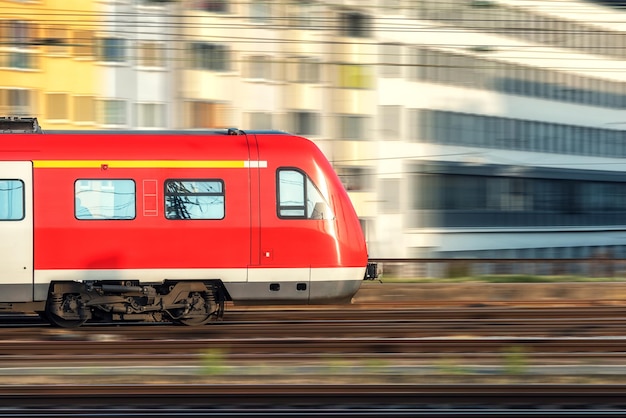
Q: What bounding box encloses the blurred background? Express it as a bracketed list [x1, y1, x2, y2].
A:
[2, 0, 626, 273]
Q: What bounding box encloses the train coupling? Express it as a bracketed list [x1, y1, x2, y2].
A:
[364, 262, 378, 280]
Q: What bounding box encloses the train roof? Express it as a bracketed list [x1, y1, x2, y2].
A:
[43, 129, 291, 136]
[0, 117, 290, 136]
[0, 117, 321, 163]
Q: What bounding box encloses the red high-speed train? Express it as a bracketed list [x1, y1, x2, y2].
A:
[0, 118, 374, 327]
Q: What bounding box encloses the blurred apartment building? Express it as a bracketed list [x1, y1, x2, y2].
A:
[1, 0, 626, 262]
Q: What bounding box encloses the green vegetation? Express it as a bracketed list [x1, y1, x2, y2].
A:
[199, 348, 227, 375]
[502, 346, 528, 375]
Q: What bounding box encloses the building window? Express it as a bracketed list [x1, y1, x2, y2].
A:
[247, 112, 273, 129]
[337, 64, 374, 89]
[408, 47, 421, 81]
[99, 99, 127, 126]
[288, 56, 321, 83]
[250, 0, 271, 22]
[379, 105, 401, 138]
[2, 20, 37, 69]
[486, 177, 531, 211]
[98, 37, 126, 63]
[287, 0, 320, 29]
[336, 166, 373, 191]
[290, 111, 320, 136]
[4, 20, 31, 48]
[165, 180, 225, 220]
[379, 43, 402, 78]
[300, 57, 321, 83]
[0, 89, 32, 116]
[410, 163, 626, 228]
[75, 179, 136, 220]
[73, 29, 94, 58]
[415, 108, 626, 158]
[137, 103, 166, 128]
[138, 42, 164, 67]
[0, 180, 24, 221]
[338, 11, 371, 38]
[380, 0, 402, 13]
[186, 101, 232, 128]
[74, 96, 96, 123]
[44, 26, 68, 55]
[379, 178, 401, 213]
[277, 169, 333, 219]
[189, 42, 229, 71]
[244, 55, 271, 80]
[408, 108, 422, 141]
[190, 0, 228, 13]
[138, 0, 171, 6]
[337, 115, 371, 140]
[412, 46, 626, 109]
[46, 93, 69, 120]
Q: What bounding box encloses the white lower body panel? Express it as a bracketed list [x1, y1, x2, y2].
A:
[30, 266, 365, 304]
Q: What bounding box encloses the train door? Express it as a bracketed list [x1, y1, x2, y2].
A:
[0, 162, 33, 301]
[259, 169, 311, 301]
[247, 133, 261, 270]
[247, 136, 311, 302]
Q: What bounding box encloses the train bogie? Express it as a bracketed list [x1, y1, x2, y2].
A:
[44, 280, 224, 327]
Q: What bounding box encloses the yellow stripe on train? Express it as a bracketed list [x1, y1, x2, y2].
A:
[33, 160, 267, 169]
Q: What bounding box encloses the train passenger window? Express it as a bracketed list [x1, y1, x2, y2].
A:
[75, 179, 136, 220]
[0, 180, 24, 221]
[164, 179, 225, 220]
[277, 169, 334, 220]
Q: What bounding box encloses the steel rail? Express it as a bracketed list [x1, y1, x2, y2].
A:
[3, 312, 626, 344]
[3, 385, 626, 417]
[1, 383, 626, 405]
[7, 305, 626, 324]
[4, 349, 626, 365]
[1, 336, 626, 356]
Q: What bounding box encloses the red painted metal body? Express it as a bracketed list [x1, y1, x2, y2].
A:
[0, 130, 368, 306]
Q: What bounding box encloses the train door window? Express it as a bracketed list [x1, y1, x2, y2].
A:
[277, 169, 334, 220]
[0, 180, 24, 221]
[75, 179, 136, 220]
[164, 179, 225, 220]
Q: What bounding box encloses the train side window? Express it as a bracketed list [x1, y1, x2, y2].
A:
[0, 180, 24, 221]
[164, 179, 225, 220]
[75, 179, 136, 220]
[277, 169, 334, 220]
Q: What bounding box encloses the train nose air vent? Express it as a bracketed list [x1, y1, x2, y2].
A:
[270, 283, 280, 291]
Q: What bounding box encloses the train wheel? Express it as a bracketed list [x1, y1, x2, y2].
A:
[47, 313, 87, 328]
[46, 294, 87, 328]
[177, 291, 217, 326]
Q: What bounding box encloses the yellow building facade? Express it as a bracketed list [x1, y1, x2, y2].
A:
[0, 0, 98, 129]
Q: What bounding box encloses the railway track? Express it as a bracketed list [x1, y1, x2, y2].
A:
[0, 306, 625, 361]
[1, 384, 626, 417]
[0, 304, 625, 416]
[4, 335, 626, 356]
[3, 304, 626, 337]
[0, 306, 626, 385]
